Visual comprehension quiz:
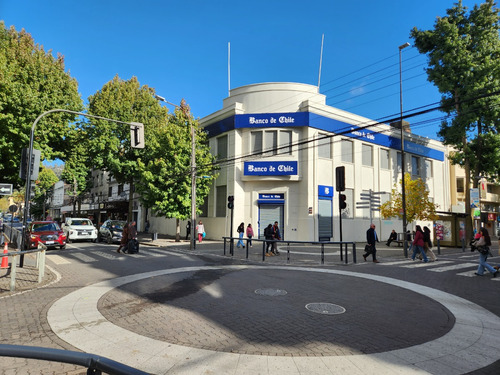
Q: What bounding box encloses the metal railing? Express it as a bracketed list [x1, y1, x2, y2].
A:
[222, 237, 357, 264]
[0, 344, 149, 374]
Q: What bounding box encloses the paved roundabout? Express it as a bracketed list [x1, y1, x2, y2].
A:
[47, 265, 500, 375]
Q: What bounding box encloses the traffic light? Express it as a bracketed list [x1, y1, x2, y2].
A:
[339, 194, 347, 209]
[29, 182, 36, 199]
[227, 195, 234, 209]
[335, 166, 345, 192]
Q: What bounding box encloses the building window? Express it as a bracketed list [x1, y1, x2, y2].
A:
[341, 140, 353, 163]
[362, 144, 373, 167]
[486, 184, 493, 194]
[251, 131, 263, 154]
[279, 130, 292, 155]
[341, 188, 354, 219]
[424, 159, 432, 178]
[318, 133, 331, 159]
[108, 186, 113, 197]
[456, 178, 465, 193]
[199, 194, 208, 217]
[411, 156, 420, 176]
[118, 184, 123, 195]
[100, 173, 104, 186]
[265, 130, 277, 155]
[217, 135, 228, 160]
[215, 185, 227, 217]
[380, 149, 390, 170]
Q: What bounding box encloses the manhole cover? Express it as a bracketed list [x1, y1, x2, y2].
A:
[255, 288, 287, 296]
[305, 303, 346, 315]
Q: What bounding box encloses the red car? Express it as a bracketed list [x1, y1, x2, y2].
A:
[26, 221, 67, 250]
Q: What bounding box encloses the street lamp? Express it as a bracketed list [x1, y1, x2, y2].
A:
[155, 95, 197, 250]
[399, 42, 410, 257]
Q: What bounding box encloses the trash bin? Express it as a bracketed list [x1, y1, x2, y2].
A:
[152, 232, 158, 241]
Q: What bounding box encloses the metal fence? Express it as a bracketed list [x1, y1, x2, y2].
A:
[0, 344, 149, 374]
[222, 237, 357, 264]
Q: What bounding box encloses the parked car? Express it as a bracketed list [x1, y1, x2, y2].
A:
[62, 218, 98, 243]
[25, 221, 66, 250]
[98, 220, 126, 244]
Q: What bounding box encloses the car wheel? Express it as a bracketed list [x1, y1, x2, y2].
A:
[106, 235, 112, 244]
[60, 245, 66, 250]
[92, 238, 97, 243]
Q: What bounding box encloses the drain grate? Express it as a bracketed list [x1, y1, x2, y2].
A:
[255, 288, 287, 296]
[305, 303, 346, 315]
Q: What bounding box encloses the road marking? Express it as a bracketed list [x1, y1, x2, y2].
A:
[48, 265, 500, 375]
[46, 254, 71, 265]
[427, 263, 477, 272]
[71, 253, 97, 263]
[400, 261, 453, 268]
[379, 260, 414, 266]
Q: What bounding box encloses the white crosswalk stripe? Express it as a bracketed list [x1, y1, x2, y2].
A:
[427, 262, 477, 272]
[47, 254, 71, 265]
[400, 261, 453, 268]
[71, 252, 98, 263]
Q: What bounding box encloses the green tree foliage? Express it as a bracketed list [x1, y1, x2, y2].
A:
[410, 0, 500, 239]
[136, 100, 217, 227]
[31, 166, 59, 219]
[0, 22, 83, 186]
[380, 173, 438, 223]
[86, 76, 170, 220]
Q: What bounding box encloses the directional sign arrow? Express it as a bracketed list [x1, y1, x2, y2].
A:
[0, 183, 13, 195]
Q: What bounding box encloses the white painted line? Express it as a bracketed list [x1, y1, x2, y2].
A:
[379, 260, 414, 266]
[48, 265, 500, 375]
[400, 261, 452, 268]
[70, 253, 97, 263]
[46, 254, 71, 265]
[427, 263, 477, 273]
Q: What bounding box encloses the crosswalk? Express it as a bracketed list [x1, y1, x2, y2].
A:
[378, 257, 500, 280]
[47, 247, 171, 265]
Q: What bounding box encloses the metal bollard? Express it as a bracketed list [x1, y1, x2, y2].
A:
[152, 232, 158, 241]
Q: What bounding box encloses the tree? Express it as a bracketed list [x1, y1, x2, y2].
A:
[410, 0, 500, 240]
[380, 173, 438, 224]
[0, 22, 83, 186]
[136, 100, 217, 241]
[31, 166, 59, 219]
[86, 76, 169, 221]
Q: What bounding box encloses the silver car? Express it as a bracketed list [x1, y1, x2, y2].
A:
[63, 218, 98, 243]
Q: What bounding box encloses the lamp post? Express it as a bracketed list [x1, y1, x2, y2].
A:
[155, 95, 197, 250]
[399, 42, 410, 257]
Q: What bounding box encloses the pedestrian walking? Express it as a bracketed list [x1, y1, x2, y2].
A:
[411, 225, 428, 262]
[272, 221, 281, 255]
[116, 222, 129, 253]
[246, 223, 254, 247]
[423, 226, 437, 261]
[472, 227, 498, 277]
[264, 224, 274, 256]
[186, 221, 191, 240]
[196, 220, 205, 243]
[236, 222, 245, 248]
[386, 229, 397, 246]
[363, 223, 380, 263]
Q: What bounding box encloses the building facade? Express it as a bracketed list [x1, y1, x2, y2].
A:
[196, 82, 449, 243]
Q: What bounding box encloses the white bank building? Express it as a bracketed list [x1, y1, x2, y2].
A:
[189, 82, 449, 243]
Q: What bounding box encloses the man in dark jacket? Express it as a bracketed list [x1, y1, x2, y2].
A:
[364, 223, 380, 263]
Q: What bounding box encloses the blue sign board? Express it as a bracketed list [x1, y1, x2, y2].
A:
[318, 185, 334, 198]
[236, 113, 308, 128]
[244, 161, 298, 176]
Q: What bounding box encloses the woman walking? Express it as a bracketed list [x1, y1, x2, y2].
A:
[423, 226, 437, 261]
[196, 220, 205, 243]
[473, 227, 498, 277]
[411, 225, 428, 262]
[236, 222, 245, 248]
[246, 223, 254, 247]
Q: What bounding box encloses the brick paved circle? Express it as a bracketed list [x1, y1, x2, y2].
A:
[98, 268, 454, 356]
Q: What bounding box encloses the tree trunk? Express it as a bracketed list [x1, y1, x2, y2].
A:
[175, 218, 180, 242]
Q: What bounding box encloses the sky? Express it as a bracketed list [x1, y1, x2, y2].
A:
[0, 0, 486, 141]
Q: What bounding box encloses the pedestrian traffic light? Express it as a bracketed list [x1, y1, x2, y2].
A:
[29, 182, 36, 199]
[339, 194, 347, 209]
[227, 195, 234, 209]
[335, 166, 345, 192]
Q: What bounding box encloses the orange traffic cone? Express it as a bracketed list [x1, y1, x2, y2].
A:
[1, 241, 9, 269]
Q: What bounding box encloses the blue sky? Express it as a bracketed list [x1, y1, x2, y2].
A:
[1, 0, 485, 140]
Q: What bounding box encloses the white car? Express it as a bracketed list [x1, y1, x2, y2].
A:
[63, 218, 98, 243]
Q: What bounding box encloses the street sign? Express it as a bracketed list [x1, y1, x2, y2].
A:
[130, 122, 145, 149]
[0, 183, 13, 195]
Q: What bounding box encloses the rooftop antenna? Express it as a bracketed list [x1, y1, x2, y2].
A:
[318, 34, 324, 90]
[228, 42, 231, 97]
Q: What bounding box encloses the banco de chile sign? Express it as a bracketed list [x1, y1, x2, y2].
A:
[244, 161, 298, 176]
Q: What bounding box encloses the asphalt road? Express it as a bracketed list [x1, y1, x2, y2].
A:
[1, 239, 499, 374]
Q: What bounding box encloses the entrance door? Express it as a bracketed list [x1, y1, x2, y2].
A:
[318, 198, 333, 241]
[258, 204, 284, 239]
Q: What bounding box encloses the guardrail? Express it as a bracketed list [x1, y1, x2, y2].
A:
[0, 344, 148, 374]
[222, 237, 357, 264]
[1, 232, 47, 292]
